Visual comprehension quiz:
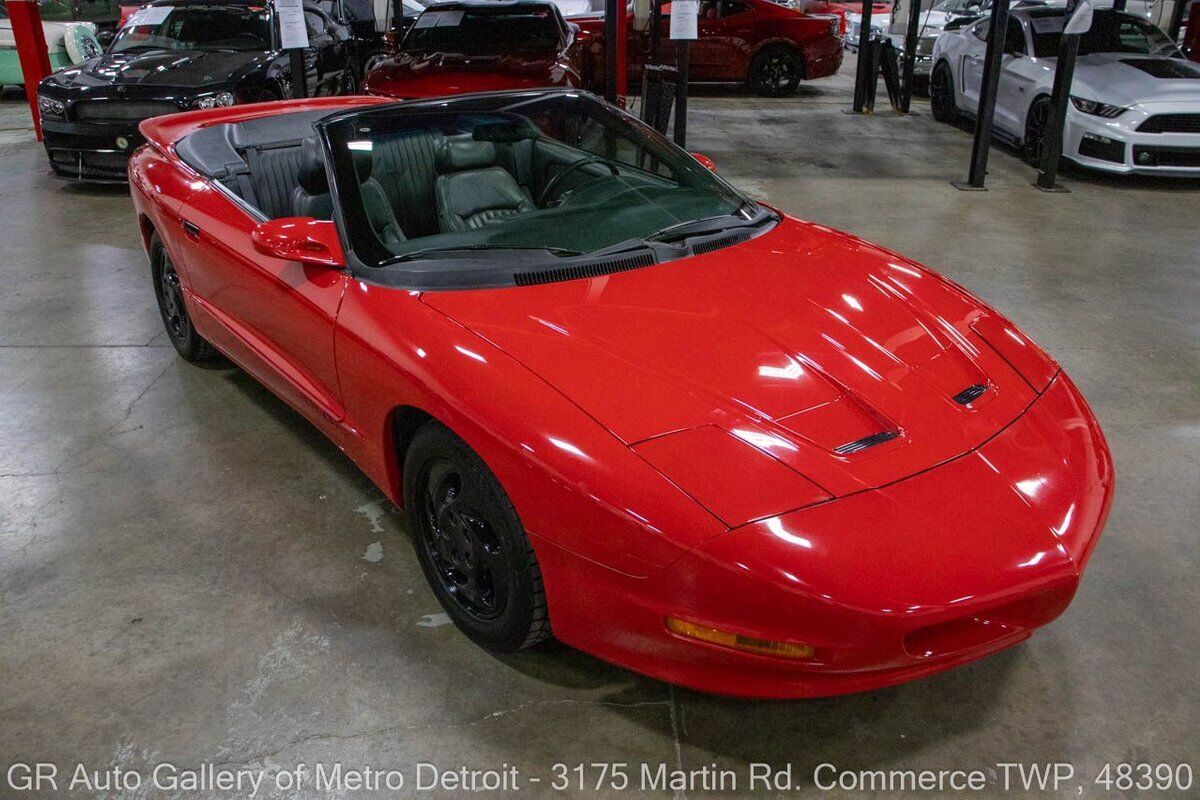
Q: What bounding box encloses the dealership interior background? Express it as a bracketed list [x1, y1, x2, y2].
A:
[0, 0, 1197, 795]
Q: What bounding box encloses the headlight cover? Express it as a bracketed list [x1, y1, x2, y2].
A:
[38, 95, 65, 118]
[1070, 96, 1126, 118]
[191, 91, 236, 110]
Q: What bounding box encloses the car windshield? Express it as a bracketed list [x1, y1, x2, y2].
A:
[403, 5, 562, 55]
[320, 92, 762, 283]
[1029, 10, 1180, 57]
[932, 0, 981, 13]
[110, 6, 274, 53]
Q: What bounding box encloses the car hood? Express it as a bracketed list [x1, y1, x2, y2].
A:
[41, 48, 268, 90]
[423, 217, 1047, 498]
[365, 52, 570, 97]
[1068, 54, 1200, 107]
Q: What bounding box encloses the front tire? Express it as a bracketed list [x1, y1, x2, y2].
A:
[749, 45, 804, 97]
[930, 61, 957, 122]
[404, 422, 551, 652]
[150, 233, 215, 363]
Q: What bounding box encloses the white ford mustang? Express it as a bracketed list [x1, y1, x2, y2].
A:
[930, 6, 1200, 176]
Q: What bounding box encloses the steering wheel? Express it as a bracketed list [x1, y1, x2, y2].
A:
[538, 155, 621, 207]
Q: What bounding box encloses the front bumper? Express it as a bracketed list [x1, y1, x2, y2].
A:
[1064, 102, 1200, 177]
[538, 373, 1114, 698]
[41, 118, 146, 182]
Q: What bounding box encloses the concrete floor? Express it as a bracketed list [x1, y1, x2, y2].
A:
[0, 69, 1197, 799]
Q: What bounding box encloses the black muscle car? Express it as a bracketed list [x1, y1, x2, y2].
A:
[36, 0, 358, 181]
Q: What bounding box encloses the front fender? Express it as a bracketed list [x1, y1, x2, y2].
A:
[333, 283, 727, 578]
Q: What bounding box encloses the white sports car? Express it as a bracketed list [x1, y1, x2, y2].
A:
[930, 5, 1200, 176]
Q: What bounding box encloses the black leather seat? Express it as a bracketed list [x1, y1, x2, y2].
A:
[370, 129, 443, 238]
[435, 138, 535, 233]
[292, 138, 406, 250]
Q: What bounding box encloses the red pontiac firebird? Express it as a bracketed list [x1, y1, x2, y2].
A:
[129, 90, 1113, 698]
[363, 1, 585, 99]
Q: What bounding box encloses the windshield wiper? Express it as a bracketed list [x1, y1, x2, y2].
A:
[646, 206, 773, 244]
[388, 244, 582, 264]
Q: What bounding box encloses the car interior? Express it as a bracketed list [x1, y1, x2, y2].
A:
[174, 106, 689, 257]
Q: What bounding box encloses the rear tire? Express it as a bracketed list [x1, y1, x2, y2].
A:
[749, 45, 804, 97]
[150, 233, 215, 363]
[930, 61, 957, 122]
[403, 421, 551, 652]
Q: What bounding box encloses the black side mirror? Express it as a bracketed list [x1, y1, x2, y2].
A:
[97, 30, 116, 48]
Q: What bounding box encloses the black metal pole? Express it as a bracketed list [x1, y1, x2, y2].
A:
[951, 0, 1010, 190]
[901, 0, 922, 113]
[1112, 0, 1126, 10]
[289, 49, 307, 98]
[604, 0, 618, 103]
[1036, 0, 1080, 192]
[1167, 0, 1188, 40]
[650, 0, 663, 64]
[852, 0, 876, 112]
[674, 40, 689, 147]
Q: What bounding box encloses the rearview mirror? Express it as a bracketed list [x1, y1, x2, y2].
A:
[691, 152, 717, 172]
[251, 218, 345, 267]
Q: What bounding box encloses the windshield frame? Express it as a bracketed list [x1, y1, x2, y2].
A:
[315, 90, 771, 291]
[109, 4, 280, 54]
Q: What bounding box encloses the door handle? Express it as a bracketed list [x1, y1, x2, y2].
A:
[182, 220, 201, 241]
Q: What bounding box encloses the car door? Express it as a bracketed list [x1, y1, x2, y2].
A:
[174, 182, 350, 426]
[959, 18, 989, 107]
[303, 8, 336, 94]
[994, 16, 1035, 136]
[689, 0, 755, 80]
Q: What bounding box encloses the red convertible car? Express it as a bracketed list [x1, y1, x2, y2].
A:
[129, 90, 1113, 698]
[363, 1, 584, 99]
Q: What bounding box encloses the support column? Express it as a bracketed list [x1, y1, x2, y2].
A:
[7, 0, 53, 141]
[851, 0, 877, 112]
[951, 0, 1011, 190]
[1035, 0, 1082, 192]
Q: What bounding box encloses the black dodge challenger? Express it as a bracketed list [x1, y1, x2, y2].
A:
[36, 0, 359, 181]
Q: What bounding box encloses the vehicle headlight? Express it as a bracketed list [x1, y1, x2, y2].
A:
[37, 94, 65, 118]
[191, 91, 236, 110]
[1070, 96, 1126, 118]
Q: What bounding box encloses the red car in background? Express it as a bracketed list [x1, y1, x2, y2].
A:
[575, 0, 842, 96]
[363, 0, 584, 99]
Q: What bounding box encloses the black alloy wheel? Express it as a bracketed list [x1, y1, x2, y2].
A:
[1023, 96, 1051, 167]
[404, 422, 550, 651]
[751, 46, 803, 97]
[930, 61, 957, 123]
[150, 233, 215, 362]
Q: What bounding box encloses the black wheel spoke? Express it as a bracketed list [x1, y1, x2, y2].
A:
[416, 458, 511, 620]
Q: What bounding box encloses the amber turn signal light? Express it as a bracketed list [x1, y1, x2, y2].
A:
[665, 617, 816, 660]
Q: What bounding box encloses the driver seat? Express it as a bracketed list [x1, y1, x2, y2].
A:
[435, 138, 534, 233]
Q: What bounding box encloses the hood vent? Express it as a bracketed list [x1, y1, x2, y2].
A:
[1119, 59, 1200, 80]
[834, 430, 900, 455]
[952, 383, 989, 406]
[513, 252, 656, 287]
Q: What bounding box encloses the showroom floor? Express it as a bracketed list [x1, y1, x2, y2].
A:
[0, 67, 1197, 798]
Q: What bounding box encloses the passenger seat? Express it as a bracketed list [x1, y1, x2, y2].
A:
[292, 138, 407, 250]
[435, 138, 535, 232]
